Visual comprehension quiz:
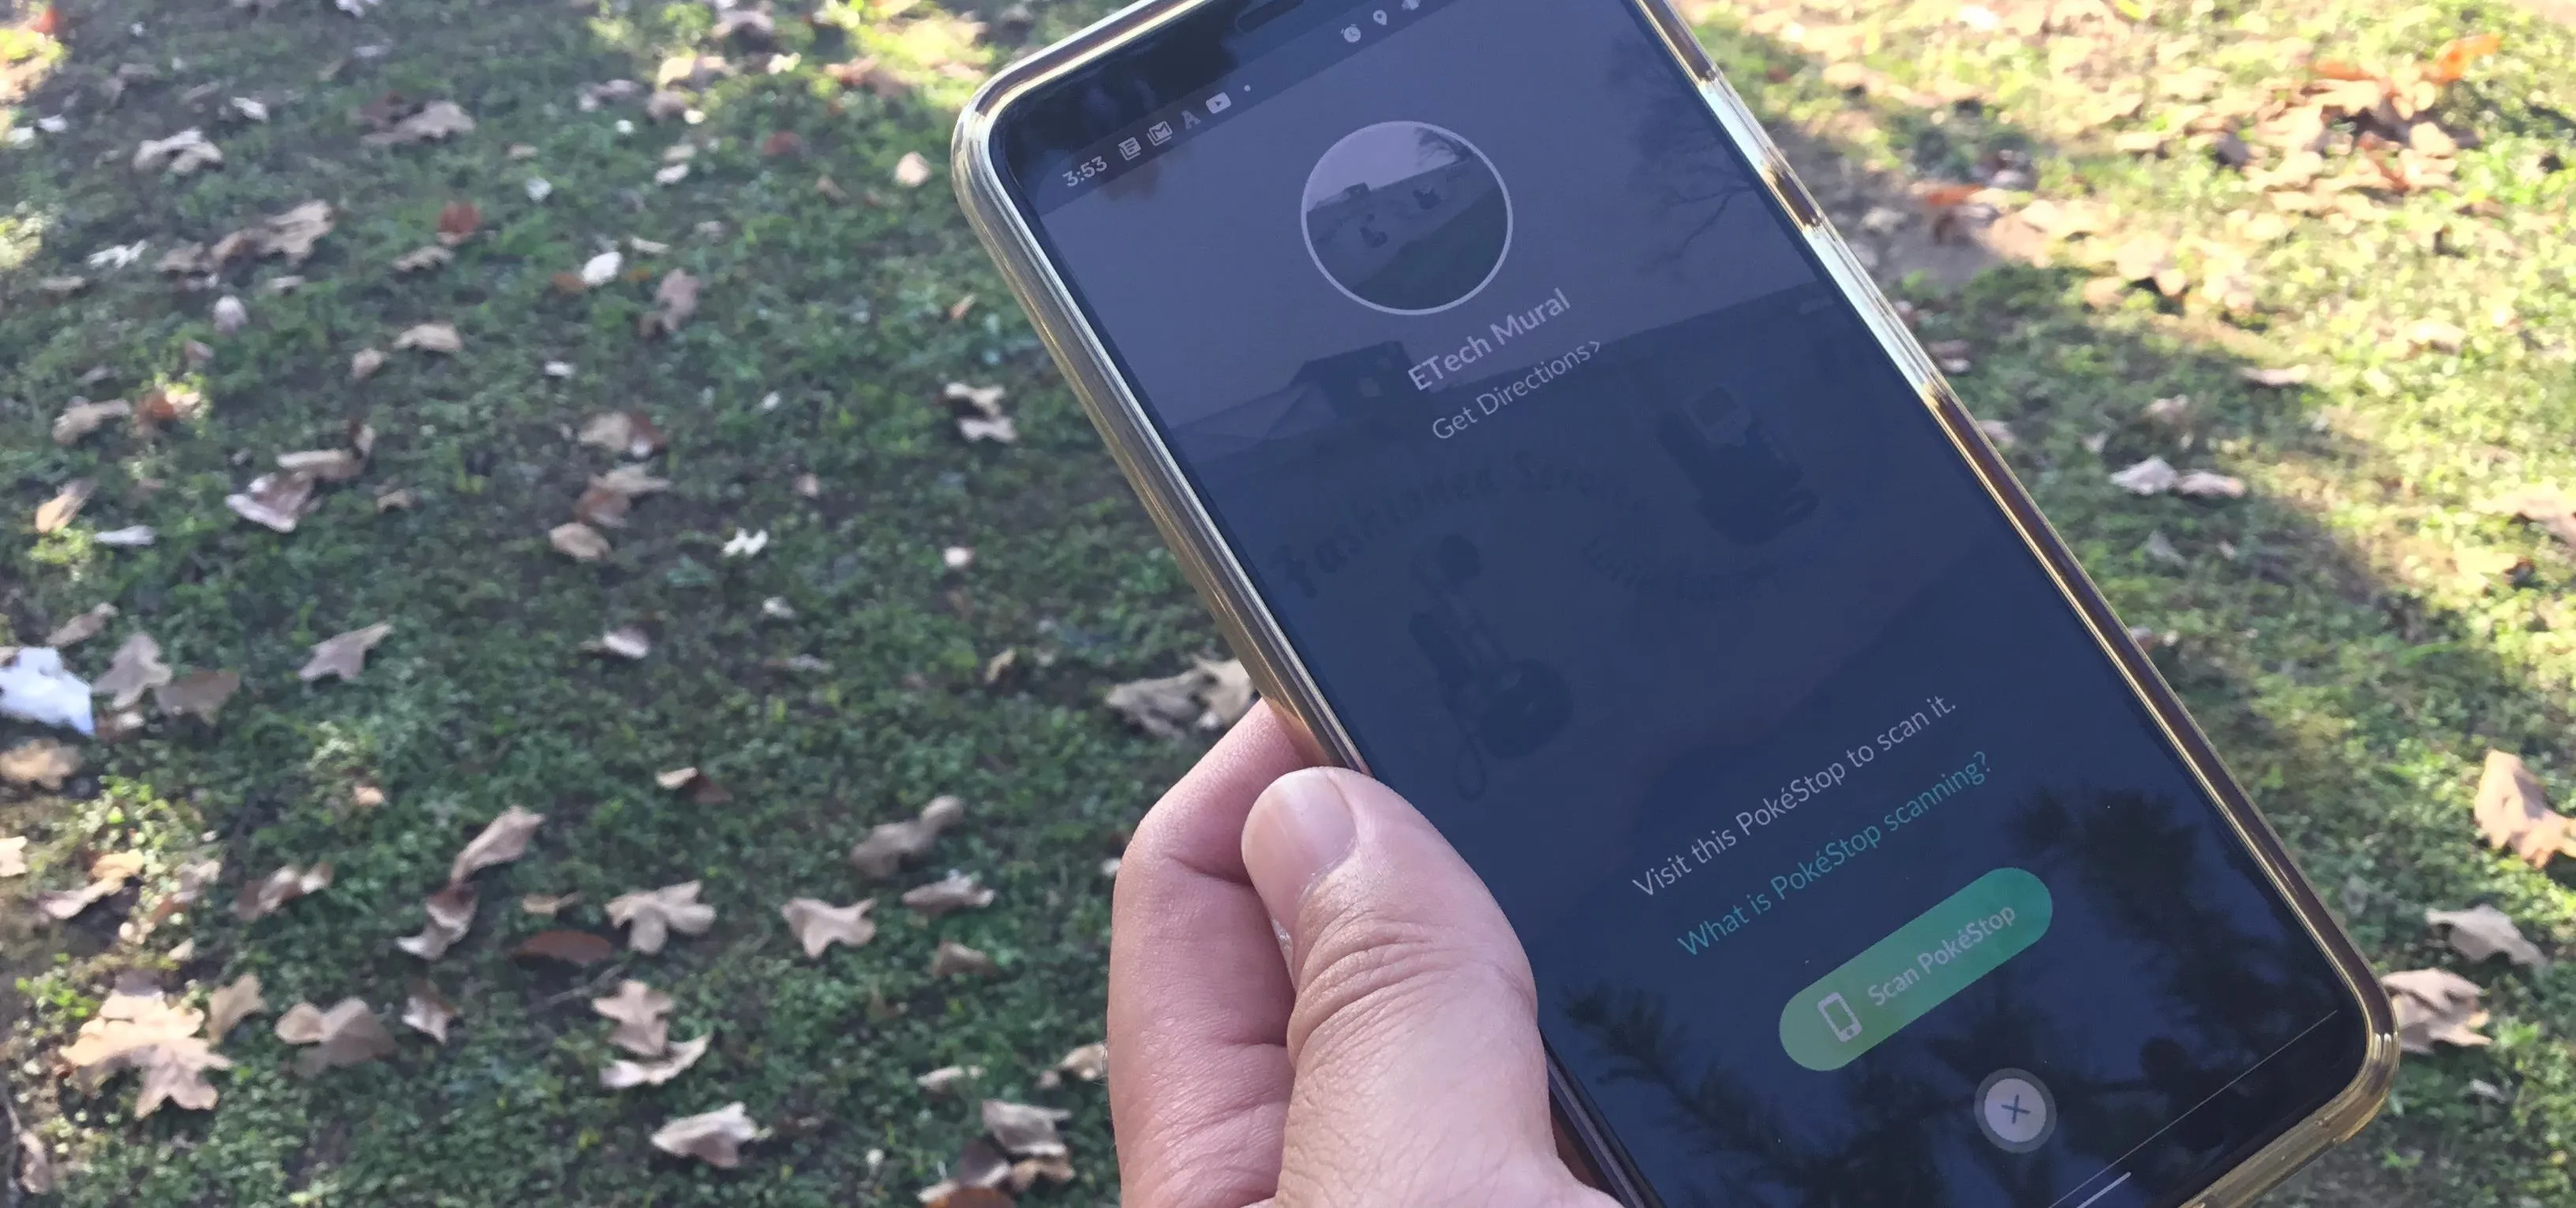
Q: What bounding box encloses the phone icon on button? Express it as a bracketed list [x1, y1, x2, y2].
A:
[1818, 993, 1863, 1042]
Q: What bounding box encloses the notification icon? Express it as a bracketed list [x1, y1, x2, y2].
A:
[1342, 24, 1361, 41]
[1204, 92, 1232, 114]
[1147, 121, 1174, 146]
[1118, 137, 1143, 160]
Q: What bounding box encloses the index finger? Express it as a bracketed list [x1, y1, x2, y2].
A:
[1110, 701, 1316, 1208]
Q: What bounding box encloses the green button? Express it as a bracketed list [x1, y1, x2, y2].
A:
[1780, 867, 2054, 1071]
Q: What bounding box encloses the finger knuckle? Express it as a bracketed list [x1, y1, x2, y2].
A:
[1290, 906, 1533, 1044]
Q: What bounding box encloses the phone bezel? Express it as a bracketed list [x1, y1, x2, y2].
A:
[950, 2, 2402, 1202]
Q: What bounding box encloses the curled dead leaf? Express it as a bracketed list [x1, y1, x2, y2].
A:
[930, 938, 998, 978]
[639, 270, 700, 338]
[605, 1033, 710, 1089]
[550, 522, 612, 562]
[54, 399, 133, 446]
[2383, 967, 2490, 1053]
[1, 738, 80, 789]
[299, 622, 394, 683]
[436, 200, 481, 244]
[578, 411, 665, 458]
[227, 469, 319, 533]
[59, 985, 232, 1117]
[893, 151, 934, 188]
[593, 979, 676, 1057]
[44, 602, 118, 648]
[916, 1064, 979, 1095]
[350, 348, 388, 382]
[0, 835, 24, 878]
[586, 626, 653, 660]
[363, 99, 475, 146]
[2472, 750, 2576, 869]
[34, 478, 94, 534]
[95, 632, 173, 709]
[393, 322, 462, 354]
[2427, 904, 2547, 968]
[650, 1102, 758, 1168]
[391, 245, 453, 273]
[233, 862, 333, 922]
[156, 669, 242, 722]
[2108, 457, 2179, 496]
[402, 980, 459, 1043]
[274, 998, 395, 1075]
[606, 881, 716, 953]
[902, 871, 996, 918]
[449, 805, 545, 884]
[1104, 658, 1255, 738]
[849, 795, 966, 878]
[204, 973, 267, 1043]
[781, 897, 877, 957]
[396, 882, 479, 959]
[1045, 1041, 1107, 1087]
[983, 1099, 1070, 1158]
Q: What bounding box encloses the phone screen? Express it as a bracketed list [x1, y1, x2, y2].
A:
[994, 1, 2372, 1204]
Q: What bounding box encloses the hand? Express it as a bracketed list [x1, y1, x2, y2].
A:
[1108, 702, 1619, 1208]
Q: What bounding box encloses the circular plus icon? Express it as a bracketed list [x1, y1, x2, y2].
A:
[1975, 1068, 2056, 1153]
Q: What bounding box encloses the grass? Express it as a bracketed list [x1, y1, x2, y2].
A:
[0, 0, 2571, 1204]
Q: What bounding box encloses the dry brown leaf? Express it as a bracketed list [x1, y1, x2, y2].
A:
[1043, 1041, 1106, 1088]
[780, 897, 877, 958]
[397, 882, 479, 959]
[931, 938, 998, 978]
[1105, 657, 1255, 738]
[35, 478, 95, 534]
[436, 200, 481, 245]
[402, 980, 459, 1043]
[520, 891, 578, 916]
[134, 128, 223, 174]
[2383, 967, 2490, 1053]
[2481, 487, 2576, 549]
[893, 151, 934, 188]
[586, 626, 653, 660]
[364, 99, 475, 146]
[394, 322, 462, 354]
[375, 488, 417, 512]
[903, 871, 996, 918]
[984, 1099, 1070, 1158]
[916, 1064, 979, 1095]
[156, 669, 242, 723]
[606, 881, 716, 954]
[2472, 750, 2576, 869]
[350, 348, 388, 382]
[2108, 457, 2179, 496]
[639, 270, 701, 338]
[204, 973, 267, 1043]
[850, 795, 966, 878]
[550, 522, 612, 562]
[54, 399, 133, 446]
[59, 986, 232, 1116]
[233, 863, 334, 921]
[578, 412, 666, 458]
[2174, 471, 2247, 499]
[2427, 33, 2502, 85]
[2427, 904, 2547, 968]
[653, 766, 731, 805]
[1, 739, 80, 788]
[226, 469, 318, 533]
[650, 1102, 758, 1168]
[391, 245, 453, 273]
[274, 998, 395, 1075]
[2240, 365, 2311, 387]
[95, 633, 172, 709]
[299, 622, 394, 683]
[1, 835, 27, 878]
[448, 805, 545, 884]
[604, 1032, 710, 1089]
[514, 929, 616, 966]
[593, 980, 677, 1057]
[1009, 1154, 1076, 1192]
[43, 602, 118, 648]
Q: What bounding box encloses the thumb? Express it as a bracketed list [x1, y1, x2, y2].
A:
[1242, 768, 1608, 1208]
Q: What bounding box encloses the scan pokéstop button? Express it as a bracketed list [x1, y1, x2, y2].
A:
[1778, 868, 2054, 1072]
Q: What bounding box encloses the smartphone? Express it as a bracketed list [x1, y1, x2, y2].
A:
[953, 1, 2399, 1204]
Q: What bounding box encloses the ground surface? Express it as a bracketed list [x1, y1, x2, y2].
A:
[1, 0, 2572, 1205]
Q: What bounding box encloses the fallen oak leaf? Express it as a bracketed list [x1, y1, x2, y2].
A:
[1010, 1154, 1076, 1193]
[2109, 457, 2179, 496]
[603, 1032, 710, 1089]
[550, 522, 612, 562]
[514, 929, 616, 966]
[577, 411, 665, 458]
[156, 669, 242, 722]
[448, 805, 545, 884]
[2383, 967, 2490, 1053]
[58, 985, 232, 1117]
[393, 322, 462, 353]
[204, 973, 267, 1042]
[391, 245, 453, 273]
[274, 998, 395, 1075]
[401, 980, 459, 1043]
[893, 151, 934, 188]
[227, 469, 319, 533]
[918, 1137, 1014, 1204]
[36, 852, 144, 920]
[0, 738, 80, 788]
[362, 99, 475, 146]
[233, 863, 333, 921]
[916, 1064, 980, 1095]
[849, 795, 966, 878]
[780, 897, 877, 957]
[650, 1102, 758, 1168]
[436, 200, 480, 245]
[983, 1099, 1071, 1158]
[54, 399, 133, 446]
[34, 478, 95, 534]
[94, 633, 173, 709]
[2481, 486, 2576, 549]
[654, 766, 730, 805]
[44, 602, 118, 648]
[1, 836, 26, 877]
[902, 871, 996, 918]
[2471, 750, 2576, 869]
[586, 626, 653, 660]
[2427, 904, 2547, 968]
[593, 979, 675, 1057]
[639, 270, 700, 337]
[930, 938, 998, 978]
[2174, 470, 2247, 499]
[575, 464, 672, 527]
[605, 881, 716, 954]
[299, 622, 394, 683]
[395, 882, 478, 959]
[350, 348, 388, 382]
[1105, 657, 1255, 738]
[520, 891, 578, 916]
[1038, 1041, 1107, 1090]
[134, 128, 223, 174]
